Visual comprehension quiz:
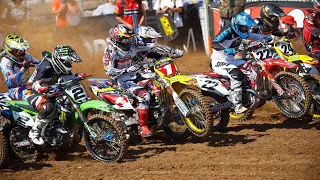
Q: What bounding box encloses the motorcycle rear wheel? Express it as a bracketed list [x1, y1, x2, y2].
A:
[9, 126, 40, 162]
[273, 72, 312, 118]
[179, 88, 214, 137]
[0, 132, 8, 168]
[84, 114, 127, 163]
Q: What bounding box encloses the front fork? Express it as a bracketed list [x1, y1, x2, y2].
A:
[160, 77, 190, 117]
[67, 96, 97, 140]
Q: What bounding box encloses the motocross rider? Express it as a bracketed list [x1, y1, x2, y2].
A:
[211, 12, 263, 114]
[303, 0, 320, 60]
[251, 3, 287, 37]
[103, 24, 184, 138]
[133, 25, 165, 62]
[0, 34, 40, 100]
[27, 45, 83, 145]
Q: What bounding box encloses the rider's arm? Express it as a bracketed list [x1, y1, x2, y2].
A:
[27, 61, 53, 92]
[0, 57, 23, 88]
[25, 53, 41, 65]
[211, 27, 232, 51]
[103, 46, 125, 78]
[248, 32, 265, 41]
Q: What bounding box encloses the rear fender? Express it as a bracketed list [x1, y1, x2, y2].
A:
[189, 74, 230, 97]
[7, 100, 38, 115]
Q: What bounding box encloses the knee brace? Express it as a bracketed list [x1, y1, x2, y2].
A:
[229, 68, 245, 81]
[38, 102, 57, 121]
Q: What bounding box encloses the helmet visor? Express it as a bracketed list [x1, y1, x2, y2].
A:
[270, 15, 280, 23]
[239, 25, 249, 33]
[11, 49, 25, 57]
[121, 36, 135, 44]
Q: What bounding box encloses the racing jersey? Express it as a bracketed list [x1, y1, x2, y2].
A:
[0, 52, 40, 89]
[103, 38, 176, 79]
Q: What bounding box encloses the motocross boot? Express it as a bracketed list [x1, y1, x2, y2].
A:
[231, 88, 248, 114]
[28, 117, 48, 145]
[137, 108, 152, 137]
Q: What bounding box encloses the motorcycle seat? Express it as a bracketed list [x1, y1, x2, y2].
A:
[16, 103, 37, 112]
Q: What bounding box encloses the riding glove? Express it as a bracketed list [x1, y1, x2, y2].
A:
[224, 48, 236, 55]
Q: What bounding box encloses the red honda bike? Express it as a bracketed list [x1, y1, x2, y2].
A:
[190, 40, 312, 130]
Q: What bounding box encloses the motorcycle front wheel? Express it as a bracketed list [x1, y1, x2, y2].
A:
[304, 74, 320, 120]
[273, 72, 312, 118]
[84, 114, 127, 163]
[164, 106, 190, 140]
[179, 88, 214, 137]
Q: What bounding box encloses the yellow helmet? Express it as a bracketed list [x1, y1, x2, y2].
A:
[4, 34, 30, 64]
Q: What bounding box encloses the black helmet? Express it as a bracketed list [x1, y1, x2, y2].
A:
[260, 3, 286, 33]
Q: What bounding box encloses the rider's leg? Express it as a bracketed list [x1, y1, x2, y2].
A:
[27, 94, 57, 145]
[8, 87, 26, 100]
[228, 68, 247, 113]
[118, 79, 152, 138]
[211, 51, 247, 113]
[133, 88, 152, 137]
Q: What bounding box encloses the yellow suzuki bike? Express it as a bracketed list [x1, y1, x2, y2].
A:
[88, 57, 221, 138]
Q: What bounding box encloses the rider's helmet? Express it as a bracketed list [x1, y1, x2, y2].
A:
[3, 34, 30, 64]
[231, 12, 256, 39]
[260, 3, 286, 33]
[135, 26, 162, 46]
[109, 24, 136, 51]
[50, 45, 82, 75]
[314, 0, 320, 12]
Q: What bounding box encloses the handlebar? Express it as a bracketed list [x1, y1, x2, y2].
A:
[45, 74, 92, 97]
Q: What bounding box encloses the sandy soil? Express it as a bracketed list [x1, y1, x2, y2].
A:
[0, 24, 320, 180]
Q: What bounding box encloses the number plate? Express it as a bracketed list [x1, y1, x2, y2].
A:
[276, 42, 295, 55]
[65, 84, 88, 103]
[252, 48, 273, 60]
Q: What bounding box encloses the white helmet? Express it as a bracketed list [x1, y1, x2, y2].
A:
[50, 45, 82, 74]
[136, 26, 162, 45]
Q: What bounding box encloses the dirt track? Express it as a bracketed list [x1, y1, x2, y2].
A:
[0, 25, 320, 180]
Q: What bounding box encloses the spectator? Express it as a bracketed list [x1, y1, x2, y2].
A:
[85, 0, 116, 16]
[114, 0, 146, 32]
[154, 0, 184, 28]
[51, 0, 80, 28]
[7, 0, 29, 21]
[153, 0, 184, 48]
[219, 0, 245, 29]
[51, 0, 80, 45]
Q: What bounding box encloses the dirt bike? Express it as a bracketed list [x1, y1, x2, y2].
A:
[88, 57, 217, 138]
[0, 52, 127, 166]
[191, 39, 312, 128]
[240, 37, 320, 121]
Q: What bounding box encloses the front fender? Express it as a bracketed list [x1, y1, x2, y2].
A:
[264, 59, 298, 73]
[75, 100, 114, 119]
